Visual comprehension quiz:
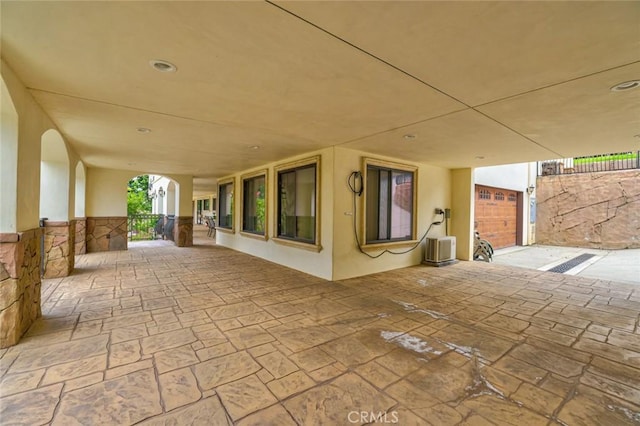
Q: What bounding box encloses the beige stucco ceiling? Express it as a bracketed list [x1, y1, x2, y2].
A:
[1, 1, 639, 192]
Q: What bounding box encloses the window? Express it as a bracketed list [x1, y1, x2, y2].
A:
[364, 159, 416, 244]
[218, 179, 234, 230]
[495, 192, 505, 201]
[242, 171, 267, 237]
[203, 199, 210, 210]
[276, 157, 319, 246]
[508, 193, 517, 202]
[479, 189, 491, 200]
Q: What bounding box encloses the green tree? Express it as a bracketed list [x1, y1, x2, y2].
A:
[127, 175, 151, 215]
[256, 183, 265, 232]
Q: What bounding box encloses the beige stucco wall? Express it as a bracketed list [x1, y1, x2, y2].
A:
[1, 76, 19, 233]
[40, 159, 69, 221]
[215, 146, 455, 281]
[86, 168, 131, 217]
[331, 147, 451, 281]
[536, 170, 640, 249]
[86, 168, 193, 217]
[215, 148, 334, 280]
[1, 60, 81, 232]
[451, 168, 474, 260]
[75, 162, 86, 218]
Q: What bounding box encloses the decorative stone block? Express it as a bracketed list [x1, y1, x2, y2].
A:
[86, 217, 128, 253]
[75, 218, 86, 255]
[42, 221, 75, 279]
[536, 170, 640, 249]
[0, 228, 42, 348]
[174, 217, 193, 247]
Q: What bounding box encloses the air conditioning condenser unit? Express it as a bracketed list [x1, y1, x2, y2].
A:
[423, 236, 457, 266]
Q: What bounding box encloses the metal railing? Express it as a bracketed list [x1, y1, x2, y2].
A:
[128, 214, 164, 241]
[538, 151, 639, 176]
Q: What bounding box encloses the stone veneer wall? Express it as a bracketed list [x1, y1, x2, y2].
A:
[174, 216, 194, 247]
[0, 228, 42, 348]
[75, 218, 86, 255]
[536, 170, 640, 249]
[42, 221, 75, 278]
[86, 217, 128, 253]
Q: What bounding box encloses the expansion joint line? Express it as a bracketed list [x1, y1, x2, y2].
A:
[265, 0, 562, 157]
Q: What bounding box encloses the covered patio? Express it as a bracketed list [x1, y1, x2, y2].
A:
[1, 229, 638, 425]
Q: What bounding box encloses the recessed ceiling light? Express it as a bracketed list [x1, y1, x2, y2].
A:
[249, 145, 260, 150]
[610, 80, 640, 92]
[475, 156, 485, 160]
[149, 59, 177, 73]
[137, 127, 151, 133]
[403, 134, 417, 140]
[127, 162, 136, 166]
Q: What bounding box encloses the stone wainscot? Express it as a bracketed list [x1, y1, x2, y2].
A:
[0, 229, 42, 348]
[536, 170, 640, 249]
[86, 217, 128, 252]
[174, 216, 194, 247]
[42, 220, 75, 278]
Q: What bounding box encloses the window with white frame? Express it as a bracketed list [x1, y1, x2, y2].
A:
[364, 159, 416, 244]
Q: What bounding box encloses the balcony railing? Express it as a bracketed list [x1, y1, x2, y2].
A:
[128, 214, 164, 241]
[537, 151, 639, 176]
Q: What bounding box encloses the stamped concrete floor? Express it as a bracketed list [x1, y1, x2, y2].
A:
[1, 230, 639, 425]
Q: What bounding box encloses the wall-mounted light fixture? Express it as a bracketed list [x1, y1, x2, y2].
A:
[526, 185, 535, 195]
[158, 187, 165, 197]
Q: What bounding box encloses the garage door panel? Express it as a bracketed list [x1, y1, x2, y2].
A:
[475, 185, 518, 249]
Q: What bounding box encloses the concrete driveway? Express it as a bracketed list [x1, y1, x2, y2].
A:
[493, 245, 640, 285]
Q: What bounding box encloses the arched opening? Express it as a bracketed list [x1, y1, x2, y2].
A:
[0, 76, 19, 233]
[128, 174, 180, 242]
[40, 129, 70, 221]
[127, 174, 155, 241]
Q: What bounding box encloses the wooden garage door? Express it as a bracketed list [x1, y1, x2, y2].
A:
[475, 185, 518, 249]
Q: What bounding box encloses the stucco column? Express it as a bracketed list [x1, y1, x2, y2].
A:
[450, 168, 475, 261]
